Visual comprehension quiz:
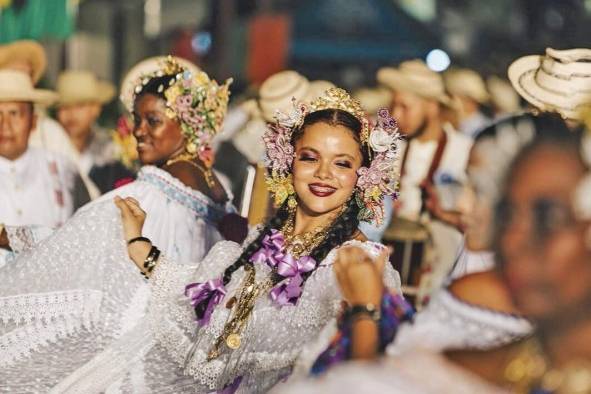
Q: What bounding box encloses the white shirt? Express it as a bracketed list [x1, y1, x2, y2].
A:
[29, 115, 101, 199]
[396, 129, 473, 221]
[0, 148, 77, 227]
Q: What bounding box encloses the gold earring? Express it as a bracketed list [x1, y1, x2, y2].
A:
[287, 194, 298, 210]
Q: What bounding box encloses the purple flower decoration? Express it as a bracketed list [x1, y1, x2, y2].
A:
[185, 277, 227, 326]
[263, 124, 294, 174]
[250, 229, 318, 307]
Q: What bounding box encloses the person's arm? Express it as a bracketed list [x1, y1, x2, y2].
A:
[114, 196, 157, 277]
[333, 246, 387, 359]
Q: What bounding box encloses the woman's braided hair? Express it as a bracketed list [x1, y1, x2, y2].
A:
[194, 109, 369, 319]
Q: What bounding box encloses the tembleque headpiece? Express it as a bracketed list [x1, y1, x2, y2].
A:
[120, 56, 232, 166]
[263, 87, 401, 224]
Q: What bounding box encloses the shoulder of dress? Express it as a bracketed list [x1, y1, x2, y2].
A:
[319, 240, 387, 266]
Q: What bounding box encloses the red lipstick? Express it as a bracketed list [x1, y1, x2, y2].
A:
[308, 183, 337, 197]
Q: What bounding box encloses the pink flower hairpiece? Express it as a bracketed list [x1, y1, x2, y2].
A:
[262, 88, 401, 225]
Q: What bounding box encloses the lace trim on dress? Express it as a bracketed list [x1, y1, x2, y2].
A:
[137, 166, 234, 224]
[148, 239, 400, 392]
[0, 290, 102, 366]
[5, 225, 54, 254]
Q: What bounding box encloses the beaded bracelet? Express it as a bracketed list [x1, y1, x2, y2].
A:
[140, 245, 161, 278]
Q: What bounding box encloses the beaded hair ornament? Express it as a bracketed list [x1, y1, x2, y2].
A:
[125, 56, 232, 166]
[263, 87, 401, 224]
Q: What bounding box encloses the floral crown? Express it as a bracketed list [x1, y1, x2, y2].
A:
[263, 87, 401, 224]
[129, 56, 232, 166]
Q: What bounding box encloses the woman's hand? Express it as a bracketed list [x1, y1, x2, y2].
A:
[333, 246, 389, 307]
[114, 196, 146, 241]
[115, 196, 151, 270]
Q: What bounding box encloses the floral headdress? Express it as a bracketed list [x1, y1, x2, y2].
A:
[263, 87, 401, 224]
[124, 56, 232, 166]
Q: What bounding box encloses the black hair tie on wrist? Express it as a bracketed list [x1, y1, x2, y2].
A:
[127, 236, 151, 246]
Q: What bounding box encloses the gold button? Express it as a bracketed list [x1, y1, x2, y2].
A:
[226, 333, 241, 350]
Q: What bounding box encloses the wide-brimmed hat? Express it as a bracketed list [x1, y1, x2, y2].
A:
[508, 47, 591, 120]
[119, 56, 201, 112]
[0, 40, 47, 84]
[487, 76, 521, 114]
[377, 60, 453, 107]
[258, 70, 310, 122]
[304, 80, 336, 103]
[0, 70, 57, 105]
[354, 87, 392, 115]
[56, 70, 115, 106]
[444, 68, 489, 104]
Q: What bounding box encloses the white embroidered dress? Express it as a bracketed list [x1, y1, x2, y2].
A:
[0, 166, 234, 392]
[0, 233, 400, 393]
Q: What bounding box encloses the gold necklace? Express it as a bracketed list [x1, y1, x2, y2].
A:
[207, 265, 275, 360]
[206, 209, 336, 360]
[166, 152, 215, 188]
[280, 209, 330, 258]
[504, 339, 591, 393]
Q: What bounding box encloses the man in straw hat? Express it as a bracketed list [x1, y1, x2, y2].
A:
[508, 47, 591, 123]
[444, 68, 492, 138]
[377, 59, 472, 301]
[0, 40, 81, 170]
[56, 70, 133, 197]
[0, 70, 87, 230]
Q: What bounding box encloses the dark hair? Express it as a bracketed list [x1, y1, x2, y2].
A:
[134, 74, 178, 104]
[193, 109, 368, 320]
[500, 112, 584, 188]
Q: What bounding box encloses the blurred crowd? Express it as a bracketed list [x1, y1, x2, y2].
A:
[2, 37, 591, 393]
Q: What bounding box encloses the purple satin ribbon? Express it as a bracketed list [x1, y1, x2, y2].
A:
[185, 277, 227, 326]
[250, 229, 317, 306]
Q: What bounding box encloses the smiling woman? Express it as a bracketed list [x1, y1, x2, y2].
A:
[0, 57, 238, 392]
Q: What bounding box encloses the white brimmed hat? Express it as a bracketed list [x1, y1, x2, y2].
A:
[304, 80, 336, 103]
[0, 40, 47, 84]
[353, 87, 392, 115]
[258, 70, 310, 122]
[508, 47, 591, 120]
[377, 60, 453, 107]
[119, 56, 201, 112]
[487, 76, 521, 114]
[444, 68, 489, 104]
[56, 70, 115, 106]
[0, 70, 57, 105]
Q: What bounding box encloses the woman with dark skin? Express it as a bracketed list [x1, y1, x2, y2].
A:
[1, 56, 236, 263]
[0, 57, 238, 391]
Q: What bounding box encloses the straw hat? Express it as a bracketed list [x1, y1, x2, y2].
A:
[0, 70, 57, 105]
[56, 70, 115, 106]
[0, 40, 47, 84]
[444, 68, 489, 104]
[508, 47, 591, 120]
[353, 87, 392, 115]
[258, 70, 310, 122]
[119, 56, 201, 112]
[304, 80, 336, 103]
[377, 60, 453, 106]
[486, 76, 521, 114]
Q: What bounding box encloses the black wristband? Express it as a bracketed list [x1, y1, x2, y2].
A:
[127, 236, 151, 246]
[349, 303, 381, 322]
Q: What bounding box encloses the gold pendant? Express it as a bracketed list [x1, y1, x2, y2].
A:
[225, 296, 237, 309]
[226, 333, 241, 350]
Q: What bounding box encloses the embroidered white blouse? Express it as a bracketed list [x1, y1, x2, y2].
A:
[0, 229, 400, 393]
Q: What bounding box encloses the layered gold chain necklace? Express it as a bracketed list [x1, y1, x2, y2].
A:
[166, 151, 215, 188]
[206, 207, 336, 360]
[504, 339, 591, 393]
